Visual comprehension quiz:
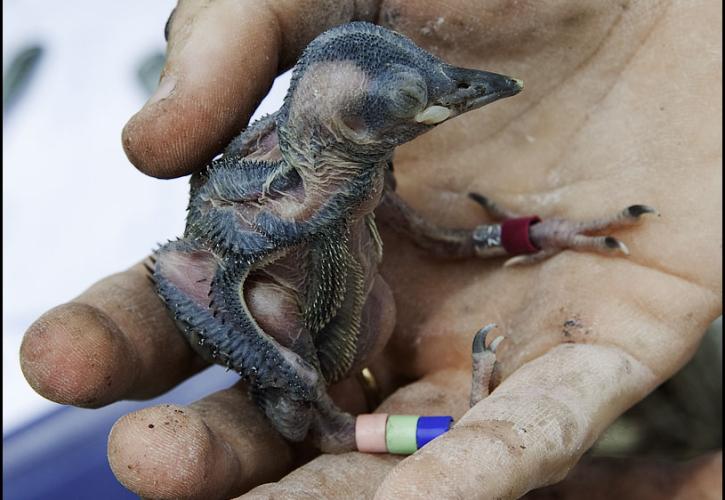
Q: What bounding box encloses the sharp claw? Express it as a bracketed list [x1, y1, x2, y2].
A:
[468, 192, 489, 208]
[489, 335, 505, 353]
[504, 255, 530, 267]
[472, 324, 497, 353]
[604, 236, 629, 255]
[627, 204, 658, 218]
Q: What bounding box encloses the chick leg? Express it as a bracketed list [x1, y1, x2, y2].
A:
[376, 188, 507, 259]
[469, 193, 658, 266]
[378, 182, 657, 264]
[470, 324, 505, 406]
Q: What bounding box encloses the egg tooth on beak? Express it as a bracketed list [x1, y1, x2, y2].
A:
[415, 67, 523, 125]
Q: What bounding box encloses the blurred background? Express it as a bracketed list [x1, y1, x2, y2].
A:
[2, 1, 721, 499]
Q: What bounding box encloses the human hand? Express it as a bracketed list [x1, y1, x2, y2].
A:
[20, 1, 721, 499]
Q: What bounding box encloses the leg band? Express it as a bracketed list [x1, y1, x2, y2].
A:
[501, 216, 541, 255]
[355, 414, 454, 454]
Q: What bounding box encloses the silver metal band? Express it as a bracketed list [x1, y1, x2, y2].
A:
[472, 224, 507, 257]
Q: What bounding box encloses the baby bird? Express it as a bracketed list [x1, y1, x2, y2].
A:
[152, 22, 655, 452]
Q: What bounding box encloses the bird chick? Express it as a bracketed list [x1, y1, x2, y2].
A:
[152, 22, 655, 453]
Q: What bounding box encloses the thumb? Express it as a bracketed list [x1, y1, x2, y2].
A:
[122, 0, 379, 179]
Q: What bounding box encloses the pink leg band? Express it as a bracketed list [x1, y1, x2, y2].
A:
[501, 216, 541, 255]
[355, 413, 389, 453]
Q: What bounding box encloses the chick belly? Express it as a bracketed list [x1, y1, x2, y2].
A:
[241, 277, 300, 338]
[242, 268, 395, 380]
[243, 220, 394, 384]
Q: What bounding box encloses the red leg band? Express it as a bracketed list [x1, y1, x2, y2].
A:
[501, 216, 541, 255]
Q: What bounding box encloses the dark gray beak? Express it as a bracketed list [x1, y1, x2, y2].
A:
[415, 66, 523, 125]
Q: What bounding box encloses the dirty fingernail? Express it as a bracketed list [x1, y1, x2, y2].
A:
[146, 75, 176, 106]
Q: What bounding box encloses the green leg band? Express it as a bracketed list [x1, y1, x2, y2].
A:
[386, 415, 419, 454]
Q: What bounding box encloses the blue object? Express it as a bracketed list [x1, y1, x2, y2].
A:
[415, 416, 453, 449]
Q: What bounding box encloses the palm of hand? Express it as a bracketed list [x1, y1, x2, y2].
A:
[20, 1, 720, 499]
[369, 2, 720, 497]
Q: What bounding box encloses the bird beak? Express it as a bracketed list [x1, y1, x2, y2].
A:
[415, 67, 523, 125]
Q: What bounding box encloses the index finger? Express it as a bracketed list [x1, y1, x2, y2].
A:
[122, 0, 380, 179]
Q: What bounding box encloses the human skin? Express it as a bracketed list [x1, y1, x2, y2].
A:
[19, 0, 721, 499]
